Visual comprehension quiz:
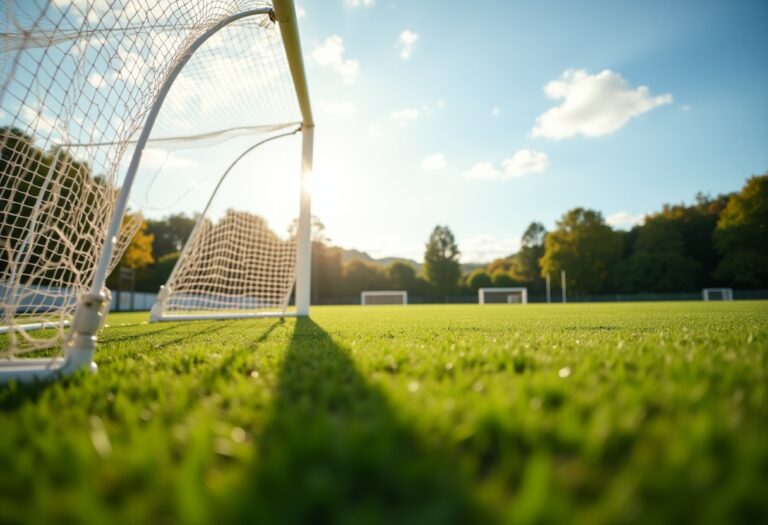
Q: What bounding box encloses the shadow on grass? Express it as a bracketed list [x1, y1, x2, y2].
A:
[98, 323, 183, 344]
[149, 322, 233, 351]
[232, 318, 489, 525]
[196, 319, 284, 387]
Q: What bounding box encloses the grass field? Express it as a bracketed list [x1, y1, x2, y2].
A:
[1, 302, 767, 524]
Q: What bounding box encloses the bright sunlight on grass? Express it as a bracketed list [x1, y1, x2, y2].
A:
[2, 302, 767, 524]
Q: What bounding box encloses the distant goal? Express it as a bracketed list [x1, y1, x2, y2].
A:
[479, 287, 528, 304]
[702, 288, 734, 301]
[361, 291, 408, 305]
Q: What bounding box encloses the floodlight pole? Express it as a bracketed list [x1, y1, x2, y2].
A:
[275, 0, 314, 316]
[546, 273, 551, 303]
[561, 270, 567, 304]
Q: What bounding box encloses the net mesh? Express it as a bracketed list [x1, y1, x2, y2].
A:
[1, 0, 303, 356]
[163, 209, 297, 315]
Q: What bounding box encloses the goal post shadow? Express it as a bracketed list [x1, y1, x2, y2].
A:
[229, 317, 490, 522]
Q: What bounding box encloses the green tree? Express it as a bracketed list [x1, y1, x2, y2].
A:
[514, 222, 547, 291]
[341, 260, 390, 296]
[614, 253, 701, 293]
[387, 261, 418, 291]
[145, 213, 197, 259]
[136, 251, 180, 292]
[312, 244, 344, 302]
[613, 215, 702, 292]
[423, 225, 461, 299]
[657, 192, 730, 286]
[540, 208, 622, 294]
[491, 270, 517, 287]
[467, 268, 492, 291]
[714, 173, 768, 287]
[487, 258, 514, 274]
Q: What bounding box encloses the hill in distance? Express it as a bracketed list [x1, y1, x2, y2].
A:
[337, 247, 488, 274]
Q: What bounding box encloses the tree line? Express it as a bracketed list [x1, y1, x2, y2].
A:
[3, 128, 763, 299]
[468, 174, 767, 296]
[120, 172, 766, 300]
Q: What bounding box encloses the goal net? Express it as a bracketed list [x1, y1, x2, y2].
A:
[361, 291, 408, 306]
[479, 287, 528, 304]
[702, 288, 733, 301]
[150, 135, 304, 321]
[0, 0, 312, 381]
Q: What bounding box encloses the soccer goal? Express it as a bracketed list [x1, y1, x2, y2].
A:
[702, 288, 734, 301]
[0, 0, 312, 382]
[479, 288, 528, 304]
[361, 291, 408, 305]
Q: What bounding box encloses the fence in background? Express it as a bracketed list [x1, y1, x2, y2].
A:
[317, 289, 768, 305]
[4, 288, 765, 313]
[110, 291, 157, 312]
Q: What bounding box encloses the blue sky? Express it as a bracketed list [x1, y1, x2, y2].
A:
[4, 0, 766, 263]
[293, 0, 767, 262]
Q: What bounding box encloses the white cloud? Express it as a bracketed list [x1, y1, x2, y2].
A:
[310, 36, 359, 84]
[681, 104, 691, 112]
[531, 69, 672, 139]
[345, 0, 375, 7]
[137, 148, 198, 170]
[398, 30, 419, 59]
[317, 100, 357, 116]
[87, 72, 113, 89]
[20, 106, 66, 141]
[606, 212, 645, 229]
[296, 5, 306, 17]
[492, 106, 501, 117]
[420, 153, 446, 171]
[460, 235, 521, 263]
[464, 150, 550, 180]
[500, 149, 550, 178]
[463, 162, 501, 180]
[390, 108, 420, 126]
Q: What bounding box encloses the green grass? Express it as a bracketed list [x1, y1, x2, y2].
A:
[2, 302, 767, 524]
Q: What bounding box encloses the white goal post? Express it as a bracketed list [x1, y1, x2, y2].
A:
[702, 288, 734, 301]
[361, 291, 408, 305]
[479, 287, 528, 305]
[0, 0, 312, 383]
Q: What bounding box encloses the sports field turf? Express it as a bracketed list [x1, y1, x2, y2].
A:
[1, 302, 767, 524]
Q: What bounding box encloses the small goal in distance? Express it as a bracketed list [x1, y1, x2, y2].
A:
[479, 287, 528, 305]
[702, 288, 734, 301]
[361, 291, 408, 305]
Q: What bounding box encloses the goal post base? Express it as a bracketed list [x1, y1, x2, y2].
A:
[0, 356, 97, 384]
[0, 291, 107, 384]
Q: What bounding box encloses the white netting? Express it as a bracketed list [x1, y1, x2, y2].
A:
[158, 133, 302, 317]
[1, 0, 303, 357]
